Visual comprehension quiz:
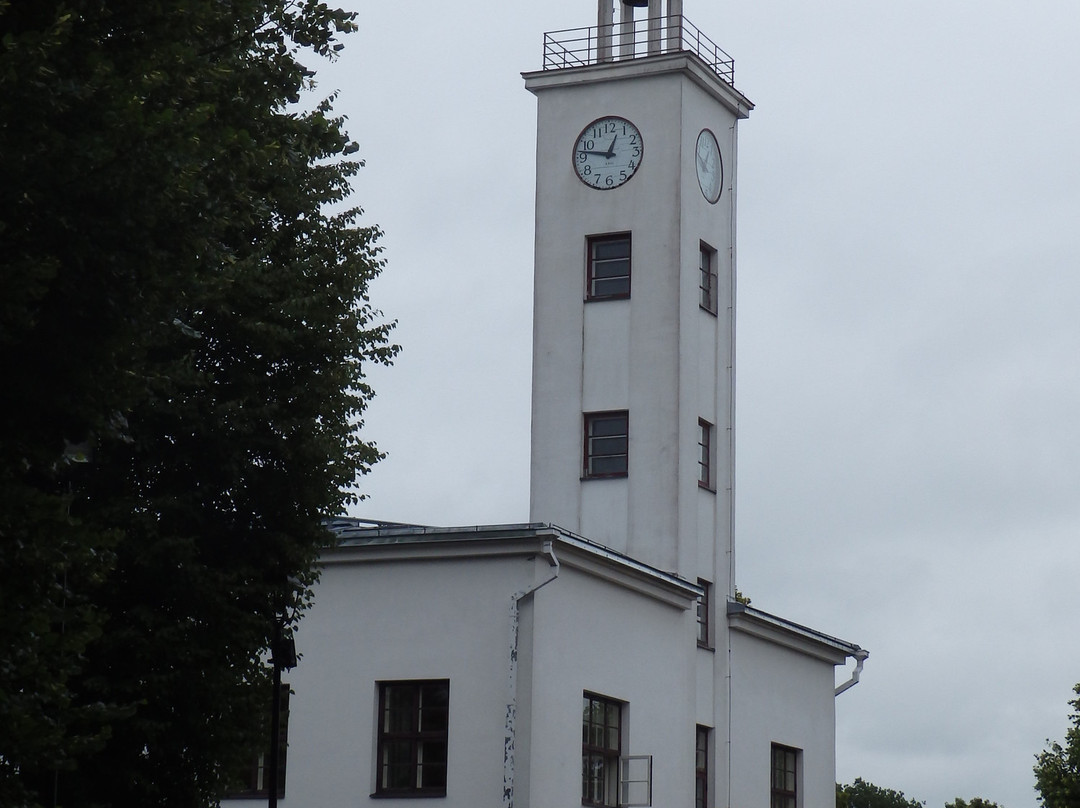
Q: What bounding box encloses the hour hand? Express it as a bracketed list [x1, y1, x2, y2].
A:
[604, 135, 617, 158]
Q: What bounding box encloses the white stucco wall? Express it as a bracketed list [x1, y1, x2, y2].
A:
[522, 565, 699, 808]
[221, 532, 710, 808]
[729, 628, 843, 808]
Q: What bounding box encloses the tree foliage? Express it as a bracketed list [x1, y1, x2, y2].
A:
[945, 798, 1003, 808]
[0, 0, 395, 805]
[1034, 683, 1080, 808]
[837, 778, 925, 808]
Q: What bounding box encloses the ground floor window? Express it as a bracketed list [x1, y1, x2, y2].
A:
[695, 726, 710, 808]
[582, 692, 622, 806]
[223, 684, 289, 800]
[376, 679, 450, 796]
[770, 743, 799, 808]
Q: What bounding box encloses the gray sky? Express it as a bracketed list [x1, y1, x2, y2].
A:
[321, 3, 1080, 806]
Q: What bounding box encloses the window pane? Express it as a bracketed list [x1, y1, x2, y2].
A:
[589, 456, 626, 475]
[593, 258, 630, 278]
[591, 436, 628, 456]
[593, 277, 629, 297]
[591, 416, 627, 437]
[594, 239, 630, 260]
[385, 687, 416, 733]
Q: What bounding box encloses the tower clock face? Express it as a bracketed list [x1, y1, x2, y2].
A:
[695, 128, 723, 203]
[573, 116, 643, 190]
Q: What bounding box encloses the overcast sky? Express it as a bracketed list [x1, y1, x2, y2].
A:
[318, 3, 1080, 806]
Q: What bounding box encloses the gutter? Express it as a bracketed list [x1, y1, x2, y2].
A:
[503, 541, 560, 808]
[834, 647, 869, 696]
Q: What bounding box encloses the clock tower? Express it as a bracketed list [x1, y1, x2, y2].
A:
[524, 0, 752, 599]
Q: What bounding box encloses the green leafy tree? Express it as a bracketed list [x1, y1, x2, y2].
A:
[837, 778, 925, 808]
[1034, 683, 1080, 808]
[945, 798, 1003, 808]
[0, 0, 396, 805]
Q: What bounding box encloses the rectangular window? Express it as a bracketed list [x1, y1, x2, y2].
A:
[698, 419, 713, 490]
[582, 693, 622, 807]
[588, 233, 631, 300]
[696, 579, 711, 648]
[584, 411, 629, 478]
[224, 684, 289, 800]
[770, 744, 799, 808]
[376, 680, 450, 797]
[699, 242, 718, 314]
[695, 726, 710, 808]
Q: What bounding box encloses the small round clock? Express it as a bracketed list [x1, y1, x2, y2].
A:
[695, 128, 723, 203]
[573, 116, 644, 190]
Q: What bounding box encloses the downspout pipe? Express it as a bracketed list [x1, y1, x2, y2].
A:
[504, 541, 560, 808]
[834, 648, 869, 697]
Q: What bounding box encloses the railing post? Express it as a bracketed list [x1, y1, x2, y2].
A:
[647, 0, 662, 55]
[618, 2, 635, 61]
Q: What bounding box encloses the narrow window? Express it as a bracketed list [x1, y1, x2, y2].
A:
[697, 419, 713, 490]
[695, 726, 710, 808]
[375, 680, 450, 797]
[699, 242, 718, 314]
[696, 579, 711, 648]
[224, 683, 289, 799]
[583, 693, 622, 807]
[770, 744, 799, 808]
[587, 233, 631, 300]
[584, 411, 629, 478]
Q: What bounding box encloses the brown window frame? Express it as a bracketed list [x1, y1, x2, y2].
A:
[582, 692, 623, 807]
[587, 233, 632, 301]
[374, 679, 450, 798]
[698, 419, 714, 491]
[695, 726, 710, 808]
[584, 411, 629, 479]
[696, 579, 711, 648]
[770, 744, 799, 808]
[699, 242, 718, 314]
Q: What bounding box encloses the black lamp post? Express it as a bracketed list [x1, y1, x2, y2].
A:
[268, 616, 297, 808]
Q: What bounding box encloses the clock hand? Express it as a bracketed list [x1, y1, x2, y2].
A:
[604, 134, 618, 159]
[581, 149, 613, 157]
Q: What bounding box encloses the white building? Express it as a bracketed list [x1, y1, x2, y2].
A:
[224, 2, 866, 807]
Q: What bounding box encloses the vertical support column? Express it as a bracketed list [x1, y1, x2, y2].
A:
[647, 0, 662, 55]
[618, 1, 635, 60]
[666, 0, 683, 52]
[597, 0, 614, 62]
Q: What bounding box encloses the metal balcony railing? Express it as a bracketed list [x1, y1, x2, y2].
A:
[541, 15, 735, 86]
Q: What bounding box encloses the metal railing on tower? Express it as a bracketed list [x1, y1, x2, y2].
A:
[540, 15, 735, 85]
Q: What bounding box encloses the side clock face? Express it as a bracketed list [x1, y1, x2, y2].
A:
[573, 116, 643, 190]
[695, 128, 723, 204]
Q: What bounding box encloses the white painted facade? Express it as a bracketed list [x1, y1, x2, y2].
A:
[223, 4, 866, 808]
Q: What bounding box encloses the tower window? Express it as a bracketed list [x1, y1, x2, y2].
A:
[696, 579, 711, 648]
[375, 680, 450, 796]
[699, 242, 718, 314]
[584, 411, 629, 478]
[695, 726, 710, 808]
[698, 419, 714, 490]
[582, 692, 623, 807]
[587, 233, 631, 300]
[770, 744, 799, 808]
